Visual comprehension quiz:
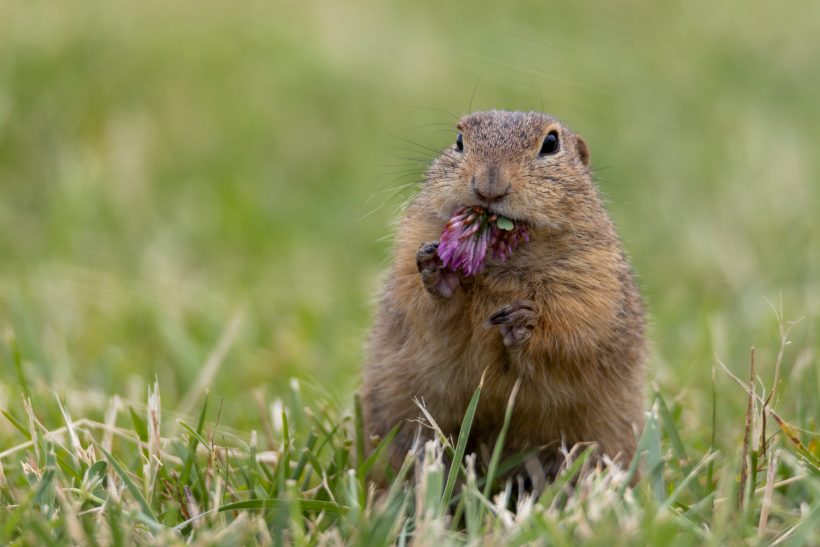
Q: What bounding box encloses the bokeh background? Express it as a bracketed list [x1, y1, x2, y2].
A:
[1, 1, 818, 448]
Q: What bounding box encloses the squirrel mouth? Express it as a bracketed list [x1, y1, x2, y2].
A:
[437, 206, 530, 276]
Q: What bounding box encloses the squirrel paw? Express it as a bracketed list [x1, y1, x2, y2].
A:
[487, 300, 537, 347]
[416, 241, 460, 298]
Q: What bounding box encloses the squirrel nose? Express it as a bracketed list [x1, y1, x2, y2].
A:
[472, 176, 509, 204]
[474, 187, 506, 204]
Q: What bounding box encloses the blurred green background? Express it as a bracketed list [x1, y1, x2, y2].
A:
[1, 1, 817, 445]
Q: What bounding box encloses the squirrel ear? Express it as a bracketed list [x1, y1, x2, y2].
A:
[576, 135, 590, 167]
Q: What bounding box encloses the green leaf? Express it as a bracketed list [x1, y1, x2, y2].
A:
[496, 216, 514, 230]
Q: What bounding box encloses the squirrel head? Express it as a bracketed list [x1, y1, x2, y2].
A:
[422, 110, 596, 233]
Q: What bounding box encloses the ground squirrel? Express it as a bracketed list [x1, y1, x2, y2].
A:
[361, 110, 647, 481]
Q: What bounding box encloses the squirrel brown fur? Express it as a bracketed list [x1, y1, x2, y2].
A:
[360, 110, 647, 480]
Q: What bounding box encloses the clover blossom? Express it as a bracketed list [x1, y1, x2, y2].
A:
[438, 206, 530, 277]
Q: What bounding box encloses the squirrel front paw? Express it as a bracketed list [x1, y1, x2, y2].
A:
[487, 300, 537, 346]
[416, 241, 460, 298]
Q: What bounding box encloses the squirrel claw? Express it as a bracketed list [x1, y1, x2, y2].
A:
[416, 241, 460, 298]
[488, 299, 537, 346]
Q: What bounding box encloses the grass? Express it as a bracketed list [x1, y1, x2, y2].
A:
[0, 326, 817, 545]
[1, 0, 819, 544]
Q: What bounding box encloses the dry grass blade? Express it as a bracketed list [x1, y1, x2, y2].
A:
[738, 347, 755, 509]
[55, 394, 93, 468]
[763, 296, 802, 410]
[717, 358, 819, 469]
[769, 413, 820, 468]
[413, 398, 454, 450]
[757, 448, 780, 538]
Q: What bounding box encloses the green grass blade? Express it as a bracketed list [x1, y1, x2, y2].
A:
[195, 391, 209, 434]
[354, 393, 365, 469]
[659, 450, 717, 511]
[782, 496, 819, 547]
[6, 331, 31, 401]
[84, 460, 108, 484]
[538, 446, 593, 508]
[356, 423, 400, 482]
[217, 498, 347, 514]
[645, 401, 665, 501]
[128, 407, 148, 443]
[32, 469, 56, 517]
[621, 401, 663, 496]
[290, 430, 317, 481]
[300, 444, 326, 480]
[707, 365, 717, 490]
[1, 409, 31, 440]
[178, 421, 210, 449]
[98, 445, 160, 527]
[482, 379, 520, 500]
[178, 392, 210, 488]
[278, 403, 291, 496]
[656, 391, 688, 466]
[442, 382, 481, 508]
[385, 450, 417, 502]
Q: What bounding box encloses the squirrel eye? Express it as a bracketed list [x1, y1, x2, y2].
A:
[540, 131, 560, 155]
[456, 133, 464, 152]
